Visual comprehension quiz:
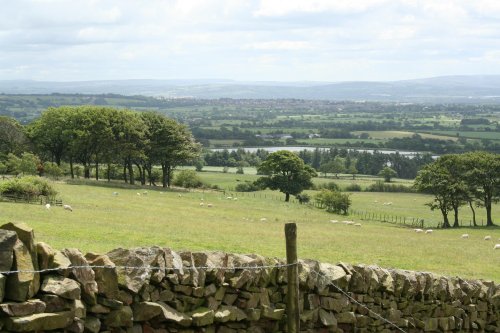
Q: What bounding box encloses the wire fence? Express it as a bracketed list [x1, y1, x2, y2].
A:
[0, 194, 63, 206]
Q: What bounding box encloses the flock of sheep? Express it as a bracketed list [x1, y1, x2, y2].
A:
[413, 228, 499, 249]
[44, 203, 73, 212]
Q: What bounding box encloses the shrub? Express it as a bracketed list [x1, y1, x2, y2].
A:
[236, 166, 244, 174]
[235, 181, 260, 192]
[315, 189, 351, 215]
[0, 176, 57, 200]
[317, 181, 341, 192]
[296, 193, 311, 204]
[172, 170, 204, 188]
[43, 162, 63, 179]
[366, 180, 415, 193]
[345, 183, 362, 192]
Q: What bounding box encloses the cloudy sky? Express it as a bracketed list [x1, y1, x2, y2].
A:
[1, 0, 500, 82]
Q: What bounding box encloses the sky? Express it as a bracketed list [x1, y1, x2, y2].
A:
[1, 0, 500, 82]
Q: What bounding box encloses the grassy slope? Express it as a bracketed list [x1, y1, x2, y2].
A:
[1, 179, 498, 281]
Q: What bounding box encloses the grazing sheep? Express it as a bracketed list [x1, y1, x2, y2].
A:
[112, 192, 119, 196]
[178, 194, 182, 197]
[494, 244, 500, 250]
[226, 196, 232, 200]
[484, 236, 491, 241]
[260, 218, 267, 222]
[425, 229, 433, 234]
[63, 205, 73, 212]
[45, 203, 51, 210]
[461, 234, 469, 239]
[200, 198, 204, 201]
[354, 223, 362, 227]
[199, 202, 204, 206]
[374, 200, 378, 203]
[330, 220, 338, 223]
[207, 203, 213, 208]
[414, 228, 423, 233]
[143, 191, 148, 195]
[233, 198, 238, 201]
[137, 193, 141, 196]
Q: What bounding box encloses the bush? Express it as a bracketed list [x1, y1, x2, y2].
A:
[235, 181, 260, 192]
[344, 183, 362, 192]
[296, 193, 311, 204]
[236, 166, 244, 174]
[0, 176, 58, 200]
[366, 180, 415, 193]
[43, 162, 63, 179]
[315, 189, 351, 215]
[172, 170, 204, 188]
[317, 181, 341, 192]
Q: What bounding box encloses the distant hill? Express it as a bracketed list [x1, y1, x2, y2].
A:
[1, 75, 500, 103]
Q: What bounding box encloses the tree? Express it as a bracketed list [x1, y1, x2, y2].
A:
[257, 150, 317, 202]
[318, 157, 345, 178]
[0, 117, 30, 157]
[414, 162, 454, 228]
[461, 152, 500, 227]
[378, 166, 397, 182]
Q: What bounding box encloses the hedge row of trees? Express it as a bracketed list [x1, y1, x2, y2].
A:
[1, 107, 200, 187]
[414, 151, 499, 227]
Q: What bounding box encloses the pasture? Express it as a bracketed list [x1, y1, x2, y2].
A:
[0, 179, 498, 281]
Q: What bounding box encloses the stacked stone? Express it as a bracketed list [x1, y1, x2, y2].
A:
[0, 223, 499, 333]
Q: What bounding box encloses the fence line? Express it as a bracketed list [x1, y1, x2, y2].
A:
[0, 194, 63, 206]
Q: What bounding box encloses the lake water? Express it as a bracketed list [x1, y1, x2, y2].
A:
[211, 146, 437, 158]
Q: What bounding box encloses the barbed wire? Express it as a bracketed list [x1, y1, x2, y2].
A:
[309, 269, 407, 333]
[0, 262, 297, 276]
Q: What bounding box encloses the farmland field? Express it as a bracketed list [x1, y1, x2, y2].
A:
[1, 178, 498, 281]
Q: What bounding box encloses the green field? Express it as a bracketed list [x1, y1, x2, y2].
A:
[1, 177, 498, 281]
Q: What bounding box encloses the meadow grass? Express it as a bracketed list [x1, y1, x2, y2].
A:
[0, 179, 498, 281]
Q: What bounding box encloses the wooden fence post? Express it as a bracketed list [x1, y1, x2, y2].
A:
[285, 223, 299, 333]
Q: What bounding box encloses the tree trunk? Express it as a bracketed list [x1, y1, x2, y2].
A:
[128, 160, 135, 185]
[84, 163, 90, 178]
[70, 158, 74, 179]
[123, 162, 128, 183]
[107, 163, 111, 182]
[452, 205, 459, 228]
[285, 193, 290, 202]
[95, 161, 99, 181]
[440, 208, 450, 228]
[486, 203, 494, 226]
[468, 201, 477, 226]
[161, 164, 167, 187]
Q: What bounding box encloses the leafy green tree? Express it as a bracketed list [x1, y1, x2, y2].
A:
[414, 162, 454, 228]
[318, 156, 345, 178]
[378, 166, 397, 182]
[173, 170, 204, 188]
[461, 151, 500, 226]
[257, 150, 317, 202]
[0, 117, 30, 156]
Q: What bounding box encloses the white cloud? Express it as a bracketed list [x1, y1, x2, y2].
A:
[254, 0, 389, 17]
[244, 40, 312, 50]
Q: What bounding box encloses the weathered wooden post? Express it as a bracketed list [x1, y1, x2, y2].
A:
[285, 223, 299, 333]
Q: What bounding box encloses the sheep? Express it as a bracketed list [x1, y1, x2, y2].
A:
[142, 191, 148, 196]
[330, 220, 338, 223]
[63, 204, 73, 212]
[260, 218, 267, 222]
[233, 198, 238, 201]
[226, 196, 232, 200]
[414, 228, 423, 233]
[112, 192, 119, 196]
[425, 229, 433, 234]
[354, 223, 362, 227]
[461, 234, 469, 239]
[137, 193, 141, 196]
[199, 202, 204, 206]
[207, 203, 213, 208]
[494, 244, 500, 250]
[45, 203, 51, 210]
[484, 236, 491, 241]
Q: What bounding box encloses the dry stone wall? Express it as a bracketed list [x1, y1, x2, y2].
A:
[0, 223, 499, 333]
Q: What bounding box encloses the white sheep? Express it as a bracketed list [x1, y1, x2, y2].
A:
[330, 220, 338, 223]
[484, 235, 491, 241]
[425, 229, 433, 234]
[45, 203, 51, 210]
[354, 223, 362, 227]
[137, 193, 141, 196]
[494, 244, 500, 250]
[112, 192, 119, 196]
[207, 203, 213, 208]
[233, 198, 238, 201]
[414, 228, 423, 233]
[199, 202, 204, 206]
[142, 191, 148, 195]
[226, 196, 232, 200]
[461, 234, 469, 239]
[63, 204, 73, 212]
[260, 218, 267, 222]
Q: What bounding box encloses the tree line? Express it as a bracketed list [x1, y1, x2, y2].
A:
[0, 107, 200, 187]
[414, 151, 499, 227]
